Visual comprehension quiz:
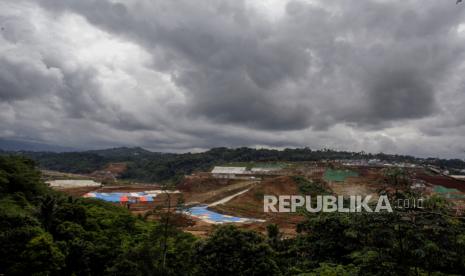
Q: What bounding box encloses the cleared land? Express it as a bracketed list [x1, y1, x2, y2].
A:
[328, 169, 382, 201]
[51, 162, 465, 238]
[179, 177, 258, 205]
[210, 176, 306, 236]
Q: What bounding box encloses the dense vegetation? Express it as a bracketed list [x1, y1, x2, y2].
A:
[4, 147, 465, 182]
[2, 155, 465, 275]
[0, 155, 196, 275]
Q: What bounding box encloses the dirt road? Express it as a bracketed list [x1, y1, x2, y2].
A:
[208, 188, 252, 207]
[184, 180, 258, 205]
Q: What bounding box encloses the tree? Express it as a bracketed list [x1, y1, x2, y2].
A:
[266, 223, 282, 250]
[193, 225, 280, 275]
[0, 155, 46, 200]
[18, 233, 65, 275]
[38, 194, 60, 232]
[384, 168, 411, 197]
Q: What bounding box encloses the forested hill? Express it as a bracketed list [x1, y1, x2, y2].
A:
[2, 147, 465, 183]
[2, 155, 465, 275]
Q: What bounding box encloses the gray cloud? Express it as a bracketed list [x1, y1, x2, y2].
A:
[0, 55, 61, 101]
[1, 0, 465, 158]
[35, 1, 465, 129]
[36, 0, 317, 130]
[366, 69, 436, 121]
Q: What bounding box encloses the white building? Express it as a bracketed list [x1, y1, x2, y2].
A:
[211, 166, 249, 179]
[211, 166, 282, 179]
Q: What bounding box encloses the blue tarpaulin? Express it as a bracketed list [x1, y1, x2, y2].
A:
[83, 192, 154, 203]
[186, 205, 263, 224]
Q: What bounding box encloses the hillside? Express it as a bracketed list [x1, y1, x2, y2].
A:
[3, 156, 465, 274]
[211, 176, 301, 218]
[3, 147, 465, 183]
[210, 176, 310, 236]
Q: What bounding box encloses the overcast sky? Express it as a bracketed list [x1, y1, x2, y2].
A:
[1, 0, 465, 158]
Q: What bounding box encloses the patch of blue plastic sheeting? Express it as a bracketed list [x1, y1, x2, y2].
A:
[186, 205, 262, 224]
[84, 192, 154, 203]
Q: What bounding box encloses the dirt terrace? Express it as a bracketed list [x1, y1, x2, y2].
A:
[209, 176, 305, 235]
[179, 177, 257, 205]
[417, 174, 465, 193]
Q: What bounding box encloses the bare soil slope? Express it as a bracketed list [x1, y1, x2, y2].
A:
[179, 177, 256, 204]
[104, 163, 128, 175]
[210, 176, 305, 234]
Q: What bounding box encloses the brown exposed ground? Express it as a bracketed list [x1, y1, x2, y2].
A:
[210, 176, 305, 235]
[103, 163, 127, 175]
[417, 174, 465, 193]
[182, 218, 303, 238]
[328, 171, 382, 202]
[56, 186, 99, 197]
[53, 165, 465, 239]
[178, 177, 229, 193]
[183, 219, 216, 238]
[41, 170, 93, 181]
[51, 165, 427, 238]
[179, 177, 257, 204]
[210, 176, 300, 218]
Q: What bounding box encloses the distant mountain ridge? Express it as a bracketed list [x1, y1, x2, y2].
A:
[2, 146, 465, 183]
[0, 138, 79, 152]
[85, 147, 158, 158]
[0, 138, 156, 157]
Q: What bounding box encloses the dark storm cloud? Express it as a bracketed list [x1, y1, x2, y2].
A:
[176, 69, 313, 130]
[323, 1, 462, 123]
[365, 69, 436, 121]
[34, 0, 465, 131]
[56, 67, 158, 132]
[2, 0, 465, 157]
[37, 0, 316, 130]
[0, 50, 108, 121]
[59, 68, 104, 118]
[0, 56, 60, 101]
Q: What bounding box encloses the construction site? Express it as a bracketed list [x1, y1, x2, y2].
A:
[45, 161, 465, 237]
